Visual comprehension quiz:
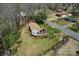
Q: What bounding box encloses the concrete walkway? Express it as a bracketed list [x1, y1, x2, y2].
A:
[45, 21, 79, 41]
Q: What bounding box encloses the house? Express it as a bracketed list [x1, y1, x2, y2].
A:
[56, 11, 72, 17]
[56, 9, 76, 22]
[28, 21, 48, 37]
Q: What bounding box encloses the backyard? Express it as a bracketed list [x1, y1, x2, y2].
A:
[13, 22, 65, 56]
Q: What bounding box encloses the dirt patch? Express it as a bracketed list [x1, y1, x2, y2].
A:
[56, 38, 79, 56]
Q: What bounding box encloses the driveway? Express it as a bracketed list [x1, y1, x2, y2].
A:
[45, 21, 79, 41]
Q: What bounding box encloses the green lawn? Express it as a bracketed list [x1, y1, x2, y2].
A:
[43, 50, 56, 56]
[67, 24, 79, 33]
[14, 23, 63, 56]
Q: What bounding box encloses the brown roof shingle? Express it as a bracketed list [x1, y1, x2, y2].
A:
[28, 21, 42, 31]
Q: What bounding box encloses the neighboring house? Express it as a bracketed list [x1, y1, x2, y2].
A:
[28, 21, 48, 37]
[56, 10, 77, 22]
[56, 10, 72, 17]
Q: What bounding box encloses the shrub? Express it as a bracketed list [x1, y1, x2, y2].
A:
[3, 31, 20, 49]
[69, 25, 79, 32]
[36, 20, 44, 25]
[47, 26, 61, 38]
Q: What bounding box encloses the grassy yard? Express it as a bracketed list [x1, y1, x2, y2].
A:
[67, 24, 79, 33]
[53, 19, 71, 26]
[47, 12, 59, 21]
[14, 22, 64, 56]
[43, 50, 56, 56]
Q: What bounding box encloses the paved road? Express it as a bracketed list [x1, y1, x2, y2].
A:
[45, 21, 79, 41]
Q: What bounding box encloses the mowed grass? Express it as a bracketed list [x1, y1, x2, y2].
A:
[14, 24, 61, 56]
